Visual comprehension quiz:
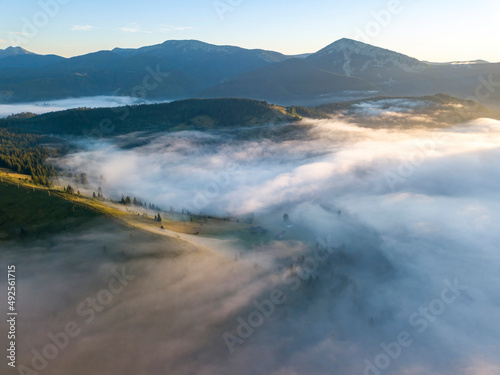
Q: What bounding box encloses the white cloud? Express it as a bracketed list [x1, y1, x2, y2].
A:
[10, 107, 500, 375]
[1, 31, 30, 36]
[71, 25, 94, 31]
[119, 23, 152, 34]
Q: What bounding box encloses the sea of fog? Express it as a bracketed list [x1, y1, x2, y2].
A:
[0, 96, 168, 118]
[2, 103, 500, 375]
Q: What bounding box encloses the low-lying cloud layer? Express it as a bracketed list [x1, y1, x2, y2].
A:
[3, 108, 500, 374]
[0, 96, 167, 118]
[55, 114, 500, 218]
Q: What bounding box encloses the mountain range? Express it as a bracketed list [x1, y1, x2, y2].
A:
[0, 39, 499, 109]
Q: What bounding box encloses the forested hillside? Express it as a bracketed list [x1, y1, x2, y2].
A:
[0, 129, 63, 185]
[0, 98, 301, 136]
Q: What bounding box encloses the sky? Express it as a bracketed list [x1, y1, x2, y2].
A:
[0, 0, 499, 62]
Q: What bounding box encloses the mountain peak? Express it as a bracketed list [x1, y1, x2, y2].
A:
[161, 39, 239, 54]
[162, 39, 211, 47]
[112, 39, 288, 64]
[332, 37, 366, 46]
[0, 46, 33, 59]
[308, 38, 427, 77]
[316, 38, 398, 56]
[113, 40, 237, 57]
[4, 46, 32, 53]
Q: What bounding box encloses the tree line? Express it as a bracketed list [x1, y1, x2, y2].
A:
[0, 129, 63, 186]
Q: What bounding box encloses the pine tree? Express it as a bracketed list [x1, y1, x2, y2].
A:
[80, 173, 88, 185]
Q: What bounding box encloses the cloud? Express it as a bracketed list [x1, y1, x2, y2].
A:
[352, 99, 430, 117]
[53, 115, 500, 218]
[0, 96, 157, 119]
[119, 23, 152, 34]
[6, 105, 500, 374]
[70, 25, 94, 31]
[1, 31, 29, 36]
[119, 23, 192, 34]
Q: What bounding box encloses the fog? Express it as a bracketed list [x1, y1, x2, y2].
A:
[0, 96, 168, 118]
[2, 108, 500, 374]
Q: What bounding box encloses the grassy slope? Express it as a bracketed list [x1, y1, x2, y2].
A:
[0, 167, 130, 240]
[0, 180, 102, 240]
[0, 177, 201, 263]
[0, 174, 254, 246]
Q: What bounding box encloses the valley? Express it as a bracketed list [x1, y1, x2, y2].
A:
[1, 21, 499, 374]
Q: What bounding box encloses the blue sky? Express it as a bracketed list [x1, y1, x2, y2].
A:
[0, 0, 499, 62]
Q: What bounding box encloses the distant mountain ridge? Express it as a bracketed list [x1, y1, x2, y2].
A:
[0, 46, 33, 59]
[201, 57, 380, 104]
[0, 39, 499, 109]
[198, 38, 500, 108]
[112, 39, 289, 63]
[0, 40, 295, 103]
[308, 38, 427, 76]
